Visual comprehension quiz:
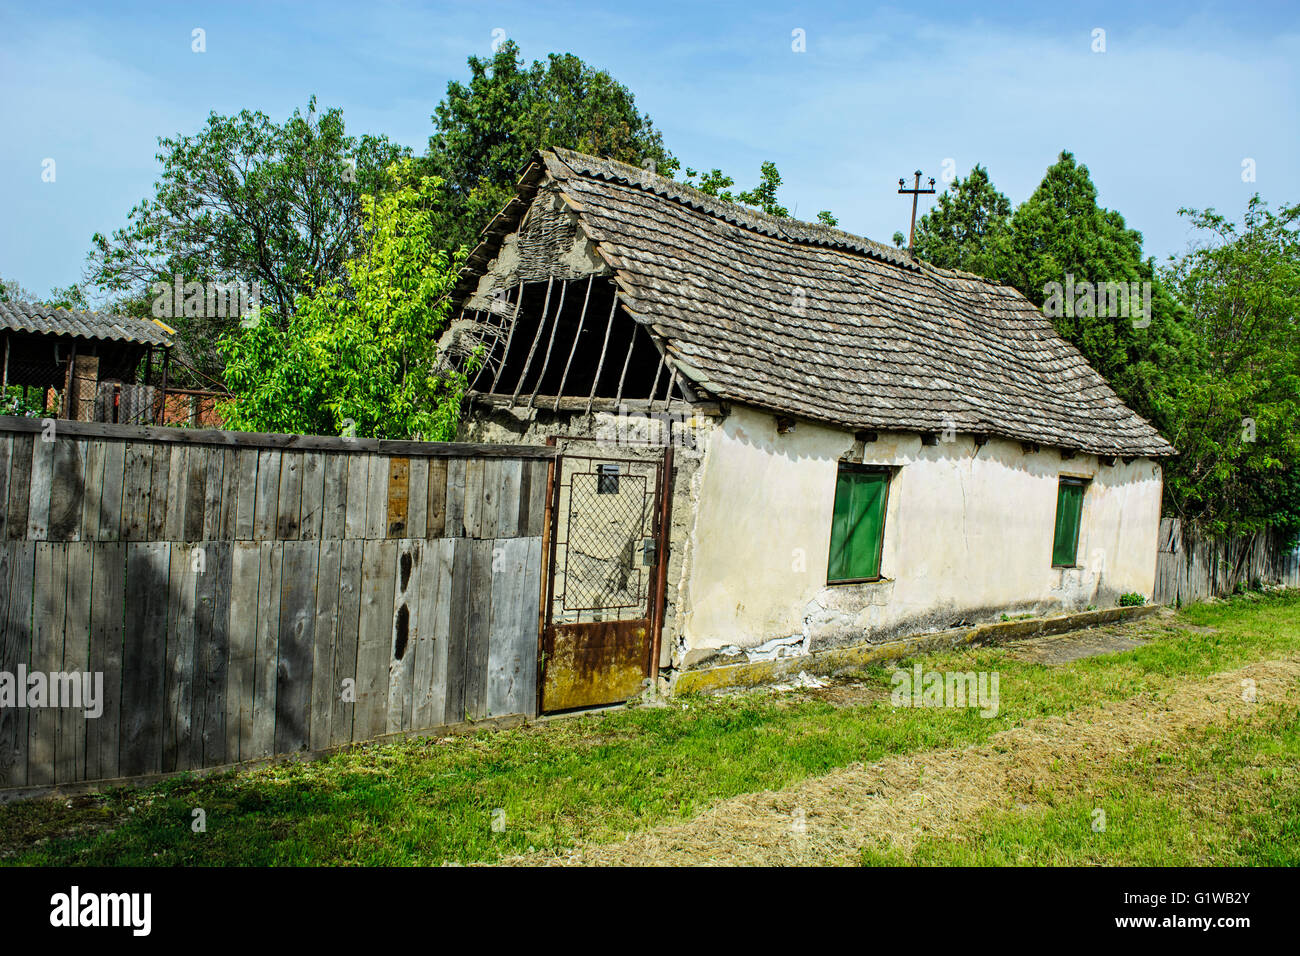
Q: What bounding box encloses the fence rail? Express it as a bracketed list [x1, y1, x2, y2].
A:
[0, 416, 550, 790]
[1154, 516, 1300, 606]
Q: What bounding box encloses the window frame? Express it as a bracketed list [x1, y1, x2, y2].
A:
[1051, 476, 1088, 569]
[826, 462, 894, 585]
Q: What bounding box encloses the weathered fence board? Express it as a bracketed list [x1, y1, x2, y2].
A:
[27, 438, 54, 541]
[387, 539, 419, 733]
[120, 541, 170, 777]
[413, 538, 452, 730]
[0, 542, 34, 787]
[62, 542, 92, 783]
[227, 542, 260, 762]
[274, 540, 318, 753]
[1155, 516, 1300, 605]
[331, 539, 364, 747]
[162, 543, 196, 773]
[251, 541, 282, 759]
[299, 452, 325, 541]
[309, 539, 342, 751]
[80, 439, 105, 541]
[28, 542, 61, 786]
[0, 437, 11, 541]
[0, 416, 548, 791]
[193, 540, 231, 768]
[427, 459, 448, 537]
[6, 435, 33, 540]
[87, 541, 125, 781]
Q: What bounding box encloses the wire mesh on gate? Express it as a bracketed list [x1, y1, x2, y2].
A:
[550, 456, 661, 623]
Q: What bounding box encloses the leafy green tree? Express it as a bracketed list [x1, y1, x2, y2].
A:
[1006, 152, 1149, 302]
[1004, 151, 1186, 423]
[218, 161, 470, 441]
[427, 41, 843, 241]
[43, 283, 90, 311]
[87, 97, 409, 376]
[682, 160, 835, 224]
[1158, 197, 1300, 543]
[681, 167, 736, 201]
[0, 275, 39, 304]
[737, 161, 789, 217]
[425, 40, 674, 255]
[0, 275, 91, 310]
[911, 164, 1013, 278]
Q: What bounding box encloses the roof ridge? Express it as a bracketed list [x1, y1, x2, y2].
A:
[544, 147, 919, 270]
[916, 259, 1020, 290]
[9, 298, 151, 320]
[547, 148, 1035, 293]
[0, 298, 173, 347]
[456, 148, 1175, 458]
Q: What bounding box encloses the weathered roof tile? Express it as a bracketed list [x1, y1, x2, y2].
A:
[462, 147, 1175, 458]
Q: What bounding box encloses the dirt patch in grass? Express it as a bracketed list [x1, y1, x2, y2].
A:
[0, 793, 123, 860]
[748, 674, 892, 709]
[508, 657, 1300, 866]
[804, 681, 892, 709]
[1005, 628, 1149, 666]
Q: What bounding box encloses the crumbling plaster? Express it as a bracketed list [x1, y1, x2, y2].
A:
[464, 183, 608, 312]
[677, 405, 1164, 669]
[458, 403, 718, 669]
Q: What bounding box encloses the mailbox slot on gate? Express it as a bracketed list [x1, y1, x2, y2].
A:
[597, 463, 620, 495]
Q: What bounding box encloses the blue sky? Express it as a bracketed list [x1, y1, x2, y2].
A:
[1, 0, 1297, 301]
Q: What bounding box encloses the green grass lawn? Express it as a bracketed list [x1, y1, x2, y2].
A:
[859, 705, 1300, 866]
[2, 590, 1297, 866]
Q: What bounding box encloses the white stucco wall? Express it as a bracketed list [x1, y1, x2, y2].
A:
[677, 405, 1164, 667]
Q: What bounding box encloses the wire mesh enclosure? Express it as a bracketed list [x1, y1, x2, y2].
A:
[549, 454, 662, 623]
[2, 346, 229, 427]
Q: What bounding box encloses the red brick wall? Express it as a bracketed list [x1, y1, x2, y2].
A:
[160, 392, 226, 428]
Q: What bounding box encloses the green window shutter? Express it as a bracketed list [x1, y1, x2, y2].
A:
[828, 468, 888, 581]
[1052, 481, 1084, 567]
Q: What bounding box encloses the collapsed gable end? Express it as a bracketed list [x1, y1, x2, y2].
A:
[449, 147, 1174, 459]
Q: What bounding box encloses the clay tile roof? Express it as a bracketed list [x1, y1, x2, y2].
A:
[462, 147, 1175, 458]
[0, 299, 173, 347]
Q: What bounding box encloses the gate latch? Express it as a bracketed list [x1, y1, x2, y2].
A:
[641, 537, 657, 566]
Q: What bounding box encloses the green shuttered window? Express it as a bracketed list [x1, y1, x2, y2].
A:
[1052, 479, 1085, 567]
[827, 465, 890, 583]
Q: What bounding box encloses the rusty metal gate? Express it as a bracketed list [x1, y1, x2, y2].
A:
[539, 449, 672, 712]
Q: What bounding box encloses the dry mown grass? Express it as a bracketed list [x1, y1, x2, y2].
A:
[507, 657, 1300, 866]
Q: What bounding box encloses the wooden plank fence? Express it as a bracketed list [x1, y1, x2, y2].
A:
[0, 416, 552, 790]
[1155, 516, 1300, 606]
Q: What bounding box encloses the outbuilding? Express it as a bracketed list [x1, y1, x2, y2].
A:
[447, 148, 1174, 708]
[0, 300, 173, 423]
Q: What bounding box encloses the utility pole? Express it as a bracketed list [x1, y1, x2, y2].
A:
[898, 170, 936, 252]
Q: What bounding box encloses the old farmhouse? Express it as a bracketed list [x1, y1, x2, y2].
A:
[446, 147, 1174, 708]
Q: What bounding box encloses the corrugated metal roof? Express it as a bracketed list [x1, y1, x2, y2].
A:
[0, 300, 173, 347]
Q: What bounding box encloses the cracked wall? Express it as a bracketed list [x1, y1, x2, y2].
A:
[458, 404, 715, 669]
[464, 182, 608, 311]
[678, 405, 1164, 668]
